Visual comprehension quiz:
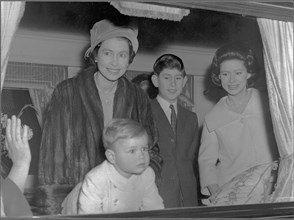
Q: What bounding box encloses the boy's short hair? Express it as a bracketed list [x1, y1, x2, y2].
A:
[103, 118, 149, 150]
[153, 54, 186, 77]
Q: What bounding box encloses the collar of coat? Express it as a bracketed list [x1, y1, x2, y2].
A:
[76, 69, 154, 145]
[205, 88, 263, 132]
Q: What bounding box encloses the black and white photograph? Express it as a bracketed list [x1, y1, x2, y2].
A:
[1, 1, 293, 219]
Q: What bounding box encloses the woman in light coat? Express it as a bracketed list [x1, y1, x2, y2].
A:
[198, 42, 279, 204]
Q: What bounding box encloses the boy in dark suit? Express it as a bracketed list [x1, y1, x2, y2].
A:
[151, 54, 199, 208]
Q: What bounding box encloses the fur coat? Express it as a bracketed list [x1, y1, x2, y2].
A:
[37, 67, 161, 214]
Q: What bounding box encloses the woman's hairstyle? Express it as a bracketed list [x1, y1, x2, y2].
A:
[131, 73, 151, 85]
[210, 42, 259, 87]
[87, 37, 136, 66]
[131, 73, 158, 99]
[153, 54, 186, 77]
[103, 118, 148, 150]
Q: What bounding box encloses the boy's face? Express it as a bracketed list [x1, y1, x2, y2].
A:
[152, 68, 187, 103]
[96, 37, 130, 81]
[107, 134, 150, 178]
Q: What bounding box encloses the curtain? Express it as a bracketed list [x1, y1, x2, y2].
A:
[27, 65, 68, 127]
[3, 61, 69, 127]
[110, 1, 190, 21]
[257, 18, 293, 202]
[1, 1, 25, 91]
[29, 88, 54, 127]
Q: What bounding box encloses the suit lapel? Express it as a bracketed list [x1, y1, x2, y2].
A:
[152, 99, 175, 137]
[176, 105, 187, 143]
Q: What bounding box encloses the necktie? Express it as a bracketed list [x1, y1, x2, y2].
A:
[169, 104, 177, 134]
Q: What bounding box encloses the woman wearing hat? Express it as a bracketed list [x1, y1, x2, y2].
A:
[37, 19, 162, 215]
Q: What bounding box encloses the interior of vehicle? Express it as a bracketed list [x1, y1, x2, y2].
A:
[1, 1, 293, 219]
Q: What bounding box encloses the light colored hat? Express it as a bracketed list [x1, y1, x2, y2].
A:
[84, 19, 139, 58]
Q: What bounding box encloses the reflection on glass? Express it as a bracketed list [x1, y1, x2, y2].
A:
[1, 1, 293, 218]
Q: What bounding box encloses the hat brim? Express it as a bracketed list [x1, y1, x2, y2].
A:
[84, 28, 138, 58]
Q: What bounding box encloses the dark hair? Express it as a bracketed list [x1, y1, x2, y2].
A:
[153, 54, 186, 77]
[211, 42, 259, 87]
[87, 37, 136, 66]
[131, 73, 158, 99]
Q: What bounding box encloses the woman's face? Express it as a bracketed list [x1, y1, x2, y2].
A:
[96, 37, 130, 81]
[219, 59, 251, 96]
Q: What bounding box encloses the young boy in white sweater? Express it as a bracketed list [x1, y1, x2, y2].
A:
[61, 118, 164, 214]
